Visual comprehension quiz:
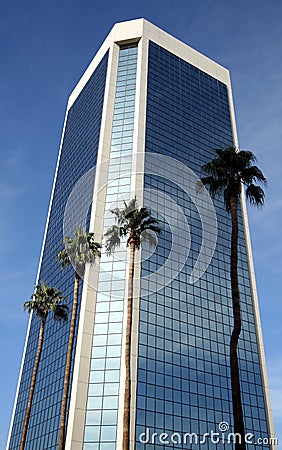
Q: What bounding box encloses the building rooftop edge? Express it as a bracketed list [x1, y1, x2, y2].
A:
[114, 18, 229, 72]
[67, 18, 231, 110]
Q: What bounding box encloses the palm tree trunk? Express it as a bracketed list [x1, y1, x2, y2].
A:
[123, 240, 135, 450]
[20, 314, 47, 450]
[58, 272, 80, 450]
[230, 195, 246, 450]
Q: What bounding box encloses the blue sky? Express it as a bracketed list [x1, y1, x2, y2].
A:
[1, 0, 281, 446]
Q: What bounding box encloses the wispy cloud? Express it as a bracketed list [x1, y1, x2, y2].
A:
[2, 148, 24, 171]
[0, 182, 23, 199]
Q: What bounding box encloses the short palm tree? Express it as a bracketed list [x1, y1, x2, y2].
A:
[58, 227, 101, 450]
[20, 283, 68, 450]
[201, 147, 266, 449]
[105, 198, 161, 450]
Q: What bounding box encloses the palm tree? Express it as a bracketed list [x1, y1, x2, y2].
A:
[105, 198, 161, 450]
[201, 147, 266, 449]
[20, 283, 68, 450]
[57, 227, 101, 450]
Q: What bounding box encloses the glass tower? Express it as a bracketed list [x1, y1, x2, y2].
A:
[7, 19, 275, 450]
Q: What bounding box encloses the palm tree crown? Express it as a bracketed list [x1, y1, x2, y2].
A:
[201, 147, 266, 210]
[105, 197, 161, 253]
[24, 283, 68, 322]
[58, 227, 101, 275]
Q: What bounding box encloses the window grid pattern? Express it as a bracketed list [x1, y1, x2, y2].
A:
[8, 53, 108, 450]
[135, 42, 269, 449]
[83, 44, 138, 450]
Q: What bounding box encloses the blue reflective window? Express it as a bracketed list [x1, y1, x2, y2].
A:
[9, 51, 109, 450]
[83, 43, 138, 448]
[135, 40, 270, 445]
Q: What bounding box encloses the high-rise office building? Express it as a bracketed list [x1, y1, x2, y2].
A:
[7, 19, 275, 449]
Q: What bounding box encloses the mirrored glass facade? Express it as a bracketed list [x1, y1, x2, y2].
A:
[136, 41, 270, 449]
[83, 44, 138, 450]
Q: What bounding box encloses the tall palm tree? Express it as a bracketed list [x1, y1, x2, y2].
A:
[20, 283, 68, 450]
[201, 147, 266, 449]
[57, 227, 101, 450]
[105, 198, 161, 450]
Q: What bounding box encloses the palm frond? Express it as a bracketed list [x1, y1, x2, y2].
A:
[201, 162, 229, 178]
[201, 176, 228, 197]
[140, 229, 159, 248]
[124, 197, 138, 213]
[246, 184, 265, 206]
[58, 228, 101, 274]
[201, 147, 266, 212]
[24, 283, 68, 323]
[87, 233, 102, 257]
[105, 197, 161, 253]
[140, 218, 161, 233]
[57, 249, 70, 269]
[104, 225, 121, 254]
[238, 150, 257, 166]
[23, 300, 39, 315]
[240, 166, 267, 185]
[53, 304, 69, 322]
[110, 207, 124, 224]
